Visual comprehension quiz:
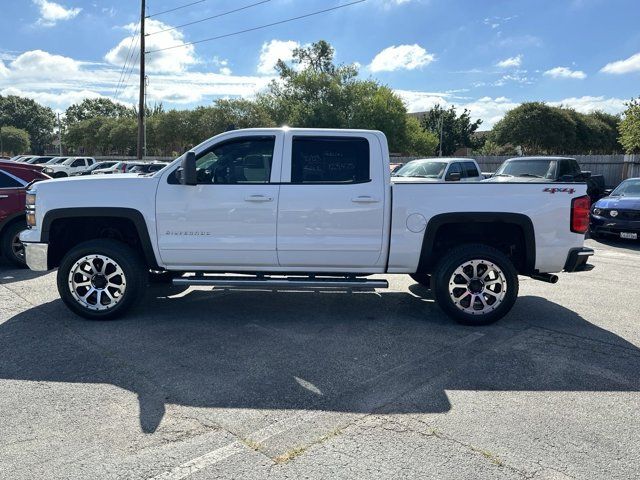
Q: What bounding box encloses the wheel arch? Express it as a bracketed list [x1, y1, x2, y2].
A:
[417, 212, 536, 275]
[0, 212, 27, 235]
[41, 207, 159, 269]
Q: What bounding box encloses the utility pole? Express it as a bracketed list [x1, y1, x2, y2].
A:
[137, 0, 145, 160]
[144, 75, 149, 157]
[57, 113, 62, 156]
[438, 116, 444, 157]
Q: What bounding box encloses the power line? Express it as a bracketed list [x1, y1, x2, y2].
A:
[147, 0, 209, 18]
[146, 0, 271, 36]
[147, 0, 367, 54]
[114, 25, 141, 98]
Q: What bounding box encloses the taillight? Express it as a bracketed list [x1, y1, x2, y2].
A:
[571, 195, 590, 234]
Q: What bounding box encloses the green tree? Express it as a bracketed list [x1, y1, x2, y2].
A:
[491, 102, 576, 154]
[0, 95, 55, 153]
[0, 126, 30, 154]
[258, 40, 422, 153]
[418, 105, 482, 156]
[402, 117, 438, 156]
[65, 98, 134, 125]
[64, 117, 106, 154]
[619, 97, 640, 154]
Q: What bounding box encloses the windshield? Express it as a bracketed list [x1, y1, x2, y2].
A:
[393, 160, 447, 178]
[46, 157, 67, 164]
[91, 162, 116, 171]
[495, 160, 556, 179]
[610, 179, 640, 197]
[31, 157, 53, 164]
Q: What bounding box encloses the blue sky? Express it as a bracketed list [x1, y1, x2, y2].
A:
[1, 0, 639, 127]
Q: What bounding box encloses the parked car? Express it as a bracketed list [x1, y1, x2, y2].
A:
[16, 156, 36, 163]
[484, 156, 606, 202]
[42, 157, 96, 177]
[128, 163, 167, 174]
[8, 155, 30, 162]
[44, 156, 70, 165]
[71, 161, 120, 176]
[590, 177, 640, 241]
[21, 128, 593, 325]
[92, 161, 145, 175]
[24, 156, 55, 165]
[393, 158, 483, 182]
[0, 161, 50, 266]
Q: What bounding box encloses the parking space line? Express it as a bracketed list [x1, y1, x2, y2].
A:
[149, 441, 248, 480]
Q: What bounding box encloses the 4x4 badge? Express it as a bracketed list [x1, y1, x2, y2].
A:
[543, 187, 575, 194]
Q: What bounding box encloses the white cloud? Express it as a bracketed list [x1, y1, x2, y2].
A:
[397, 92, 626, 129]
[548, 96, 626, 115]
[33, 0, 81, 26]
[496, 54, 522, 68]
[257, 40, 299, 75]
[600, 52, 640, 74]
[543, 66, 586, 79]
[9, 49, 81, 76]
[105, 19, 197, 74]
[369, 44, 435, 72]
[0, 48, 271, 110]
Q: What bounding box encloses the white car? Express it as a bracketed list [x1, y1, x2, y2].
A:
[21, 128, 594, 325]
[42, 157, 96, 178]
[393, 158, 484, 182]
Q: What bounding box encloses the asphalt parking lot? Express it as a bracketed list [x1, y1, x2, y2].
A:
[1, 239, 639, 480]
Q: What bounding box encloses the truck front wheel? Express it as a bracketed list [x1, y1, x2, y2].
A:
[57, 239, 146, 320]
[432, 244, 519, 326]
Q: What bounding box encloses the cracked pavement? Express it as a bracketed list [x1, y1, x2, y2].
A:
[0, 239, 638, 479]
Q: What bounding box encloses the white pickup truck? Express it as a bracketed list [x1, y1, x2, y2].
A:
[20, 128, 594, 325]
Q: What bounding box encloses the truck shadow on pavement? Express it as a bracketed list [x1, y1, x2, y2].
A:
[0, 287, 639, 434]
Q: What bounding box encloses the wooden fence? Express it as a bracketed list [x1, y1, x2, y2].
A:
[392, 154, 640, 187]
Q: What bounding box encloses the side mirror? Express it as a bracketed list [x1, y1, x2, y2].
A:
[180, 151, 197, 186]
[446, 172, 461, 182]
[559, 174, 574, 182]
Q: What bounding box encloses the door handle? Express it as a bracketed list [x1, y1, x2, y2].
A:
[351, 196, 380, 204]
[244, 195, 273, 202]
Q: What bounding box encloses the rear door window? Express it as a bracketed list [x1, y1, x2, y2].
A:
[464, 162, 480, 178]
[291, 136, 370, 184]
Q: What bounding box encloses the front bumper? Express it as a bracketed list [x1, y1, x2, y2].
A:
[563, 247, 594, 272]
[23, 242, 49, 271]
[589, 214, 640, 238]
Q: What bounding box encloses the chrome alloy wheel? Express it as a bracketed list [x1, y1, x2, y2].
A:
[11, 233, 25, 262]
[448, 259, 507, 315]
[68, 255, 127, 311]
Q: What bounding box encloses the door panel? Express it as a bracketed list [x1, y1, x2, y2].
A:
[276, 133, 386, 269]
[156, 133, 283, 268]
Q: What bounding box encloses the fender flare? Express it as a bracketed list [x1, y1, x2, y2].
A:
[417, 212, 536, 274]
[41, 207, 159, 268]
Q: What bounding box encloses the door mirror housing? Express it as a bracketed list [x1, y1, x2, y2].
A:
[180, 151, 197, 186]
[446, 172, 461, 182]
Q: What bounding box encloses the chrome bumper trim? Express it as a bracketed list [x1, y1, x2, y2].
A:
[24, 242, 49, 271]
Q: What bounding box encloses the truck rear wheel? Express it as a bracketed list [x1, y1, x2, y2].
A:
[432, 244, 518, 326]
[57, 239, 146, 320]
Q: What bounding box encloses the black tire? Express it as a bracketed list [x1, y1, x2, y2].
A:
[1, 220, 27, 267]
[409, 273, 431, 289]
[432, 244, 519, 326]
[57, 239, 146, 320]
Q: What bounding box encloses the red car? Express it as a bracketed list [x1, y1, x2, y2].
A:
[0, 161, 50, 266]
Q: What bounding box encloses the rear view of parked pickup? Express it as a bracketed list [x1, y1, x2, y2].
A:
[20, 128, 594, 325]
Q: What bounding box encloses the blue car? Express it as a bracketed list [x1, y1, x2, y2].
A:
[589, 178, 640, 241]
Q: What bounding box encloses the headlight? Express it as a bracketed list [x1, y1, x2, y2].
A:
[26, 192, 36, 207]
[43, 168, 53, 173]
[26, 191, 36, 227]
[592, 207, 601, 215]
